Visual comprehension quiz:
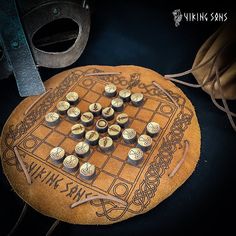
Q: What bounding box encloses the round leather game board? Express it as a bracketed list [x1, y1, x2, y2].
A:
[0, 65, 201, 224]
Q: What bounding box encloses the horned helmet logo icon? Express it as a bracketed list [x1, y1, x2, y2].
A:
[172, 9, 183, 27]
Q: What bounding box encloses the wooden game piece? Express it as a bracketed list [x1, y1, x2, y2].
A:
[66, 91, 79, 105]
[137, 134, 152, 152]
[63, 155, 79, 172]
[128, 147, 144, 165]
[89, 102, 102, 116]
[71, 124, 85, 139]
[45, 112, 60, 126]
[108, 124, 122, 140]
[96, 119, 108, 133]
[99, 136, 114, 152]
[81, 112, 94, 126]
[104, 83, 117, 97]
[131, 93, 144, 106]
[80, 162, 96, 180]
[75, 141, 90, 158]
[57, 101, 70, 114]
[102, 107, 115, 121]
[122, 128, 137, 144]
[119, 89, 131, 102]
[85, 130, 100, 146]
[111, 97, 124, 112]
[50, 147, 65, 163]
[67, 107, 81, 121]
[146, 121, 160, 137]
[116, 113, 129, 128]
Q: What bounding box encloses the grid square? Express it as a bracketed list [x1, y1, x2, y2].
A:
[113, 144, 130, 161]
[55, 120, 72, 135]
[110, 179, 132, 199]
[143, 99, 160, 111]
[97, 96, 111, 107]
[45, 131, 65, 146]
[92, 83, 104, 93]
[120, 164, 140, 183]
[103, 157, 123, 175]
[32, 125, 51, 140]
[130, 120, 146, 134]
[20, 135, 41, 151]
[33, 143, 52, 160]
[88, 151, 108, 168]
[75, 86, 88, 97]
[158, 103, 175, 116]
[92, 172, 115, 191]
[83, 91, 100, 103]
[124, 106, 138, 118]
[77, 100, 90, 112]
[152, 113, 169, 129]
[60, 138, 78, 154]
[136, 109, 153, 122]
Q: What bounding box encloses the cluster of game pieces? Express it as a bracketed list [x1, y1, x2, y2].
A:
[45, 84, 161, 180]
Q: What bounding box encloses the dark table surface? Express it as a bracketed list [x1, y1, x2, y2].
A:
[0, 1, 235, 235]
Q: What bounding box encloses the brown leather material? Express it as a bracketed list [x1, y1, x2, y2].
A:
[0, 65, 201, 224]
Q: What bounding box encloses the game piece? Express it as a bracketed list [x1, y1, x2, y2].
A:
[119, 89, 131, 102]
[67, 107, 81, 121]
[89, 102, 102, 116]
[80, 111, 94, 126]
[71, 124, 85, 139]
[50, 147, 65, 163]
[128, 147, 144, 165]
[75, 141, 90, 158]
[85, 130, 100, 146]
[63, 155, 79, 172]
[79, 162, 96, 180]
[66, 91, 79, 105]
[137, 134, 152, 152]
[146, 121, 160, 137]
[116, 113, 129, 127]
[131, 93, 144, 106]
[45, 112, 60, 126]
[108, 124, 122, 140]
[57, 101, 70, 114]
[102, 107, 115, 121]
[96, 119, 108, 133]
[99, 136, 114, 152]
[104, 83, 117, 97]
[111, 97, 124, 112]
[122, 128, 137, 144]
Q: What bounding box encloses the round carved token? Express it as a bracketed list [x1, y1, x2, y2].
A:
[104, 83, 117, 97]
[71, 124, 85, 139]
[99, 136, 114, 152]
[85, 130, 100, 146]
[89, 103, 102, 116]
[146, 121, 160, 137]
[50, 147, 65, 163]
[75, 141, 90, 158]
[137, 134, 152, 152]
[108, 124, 122, 140]
[119, 89, 131, 102]
[45, 112, 60, 126]
[130, 93, 144, 106]
[63, 155, 79, 172]
[111, 98, 124, 112]
[128, 147, 143, 165]
[102, 107, 115, 121]
[122, 128, 137, 144]
[67, 107, 81, 121]
[66, 92, 79, 105]
[116, 113, 129, 127]
[80, 162, 96, 180]
[57, 101, 70, 114]
[96, 119, 108, 133]
[81, 112, 94, 126]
